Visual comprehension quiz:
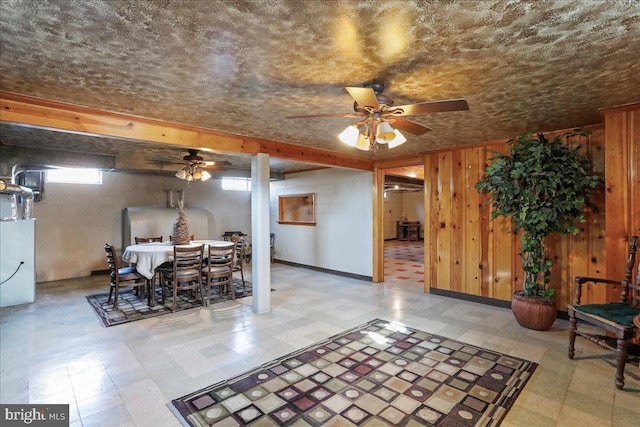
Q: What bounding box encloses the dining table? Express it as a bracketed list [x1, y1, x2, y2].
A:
[122, 239, 230, 280]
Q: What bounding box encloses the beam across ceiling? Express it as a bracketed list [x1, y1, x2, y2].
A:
[0, 91, 374, 172]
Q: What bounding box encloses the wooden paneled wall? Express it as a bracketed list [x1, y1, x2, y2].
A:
[602, 103, 640, 302]
[423, 126, 607, 311]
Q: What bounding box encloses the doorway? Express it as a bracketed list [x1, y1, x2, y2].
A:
[382, 166, 425, 289]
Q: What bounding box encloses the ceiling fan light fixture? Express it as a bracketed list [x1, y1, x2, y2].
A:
[176, 164, 211, 182]
[355, 132, 370, 151]
[338, 124, 360, 146]
[288, 84, 468, 152]
[175, 166, 190, 180]
[376, 121, 395, 142]
[388, 130, 407, 148]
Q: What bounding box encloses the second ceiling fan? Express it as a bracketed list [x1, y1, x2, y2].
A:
[174, 149, 232, 182]
[287, 83, 469, 151]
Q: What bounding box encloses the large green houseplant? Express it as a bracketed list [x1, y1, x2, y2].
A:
[476, 130, 603, 329]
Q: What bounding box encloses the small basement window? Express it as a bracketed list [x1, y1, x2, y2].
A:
[221, 177, 251, 191]
[46, 168, 102, 185]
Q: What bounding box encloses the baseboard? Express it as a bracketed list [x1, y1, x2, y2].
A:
[430, 289, 512, 309]
[430, 288, 569, 319]
[91, 269, 110, 276]
[274, 259, 372, 282]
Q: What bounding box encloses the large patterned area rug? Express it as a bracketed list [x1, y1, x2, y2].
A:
[172, 319, 537, 426]
[86, 278, 251, 327]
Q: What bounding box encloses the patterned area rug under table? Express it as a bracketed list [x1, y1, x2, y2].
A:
[86, 278, 252, 327]
[172, 318, 537, 426]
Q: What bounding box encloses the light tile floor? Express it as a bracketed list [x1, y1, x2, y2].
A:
[384, 239, 424, 289]
[1, 246, 638, 426]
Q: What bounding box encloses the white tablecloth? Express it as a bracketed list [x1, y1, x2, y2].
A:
[122, 240, 230, 279]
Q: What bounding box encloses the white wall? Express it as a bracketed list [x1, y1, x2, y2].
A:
[404, 192, 425, 238]
[383, 191, 425, 239]
[22, 166, 369, 282]
[186, 179, 252, 238]
[383, 192, 403, 239]
[270, 168, 373, 277]
[29, 172, 251, 282]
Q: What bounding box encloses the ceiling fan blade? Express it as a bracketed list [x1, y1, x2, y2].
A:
[200, 165, 227, 170]
[146, 160, 184, 166]
[286, 113, 362, 119]
[202, 160, 232, 167]
[345, 87, 380, 110]
[394, 98, 469, 116]
[390, 117, 432, 135]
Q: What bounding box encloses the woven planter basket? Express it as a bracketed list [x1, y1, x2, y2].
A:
[511, 292, 558, 331]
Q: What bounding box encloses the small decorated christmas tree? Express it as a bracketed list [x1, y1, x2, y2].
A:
[172, 199, 191, 244]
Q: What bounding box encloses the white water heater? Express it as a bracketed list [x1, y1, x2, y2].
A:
[0, 219, 36, 307]
[1, 178, 36, 308]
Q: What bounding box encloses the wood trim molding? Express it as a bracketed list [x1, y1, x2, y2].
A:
[0, 91, 374, 171]
[372, 167, 385, 283]
[422, 157, 431, 294]
[599, 102, 640, 115]
[374, 154, 426, 169]
[375, 123, 607, 163]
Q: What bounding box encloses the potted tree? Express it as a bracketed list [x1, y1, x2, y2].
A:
[476, 130, 603, 330]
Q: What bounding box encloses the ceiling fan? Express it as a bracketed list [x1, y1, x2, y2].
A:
[287, 83, 469, 151]
[174, 149, 231, 182]
[179, 149, 231, 168]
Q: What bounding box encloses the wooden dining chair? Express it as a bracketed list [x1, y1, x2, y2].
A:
[231, 235, 247, 288]
[222, 231, 244, 241]
[160, 244, 205, 311]
[568, 235, 640, 389]
[270, 232, 276, 263]
[133, 236, 165, 293]
[104, 243, 149, 309]
[202, 243, 236, 304]
[134, 236, 163, 244]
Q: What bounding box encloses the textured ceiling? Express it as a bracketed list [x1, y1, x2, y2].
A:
[1, 0, 639, 175]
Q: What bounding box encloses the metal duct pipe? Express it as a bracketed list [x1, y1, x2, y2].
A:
[0, 179, 34, 219]
[11, 162, 63, 185]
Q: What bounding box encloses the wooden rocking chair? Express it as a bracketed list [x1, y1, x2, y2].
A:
[568, 235, 640, 389]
